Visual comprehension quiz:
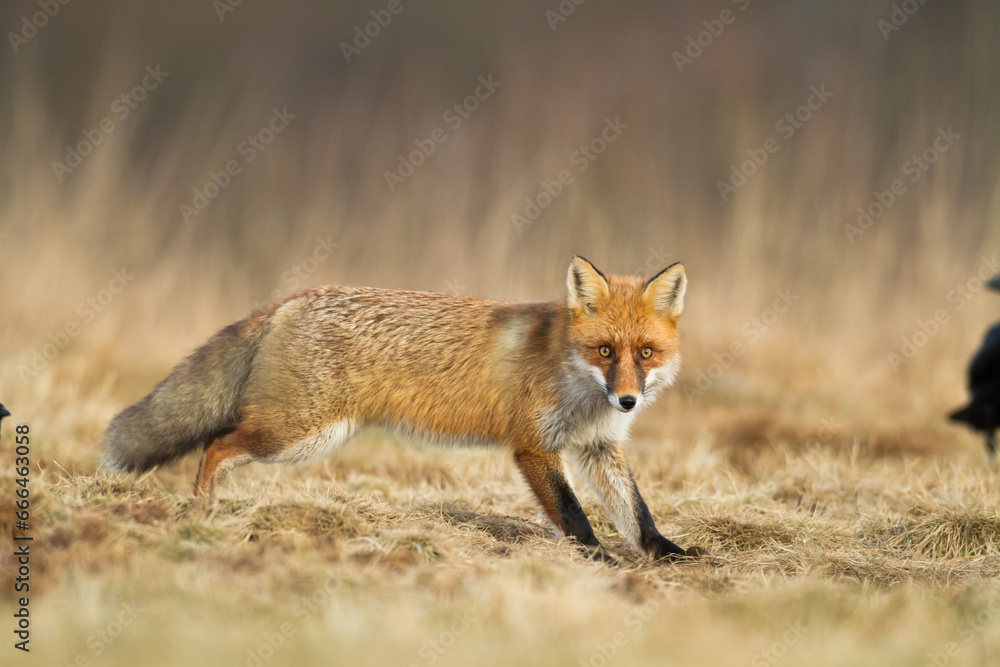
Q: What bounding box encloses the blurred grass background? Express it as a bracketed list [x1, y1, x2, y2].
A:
[3, 1, 999, 437]
[3, 3, 1000, 666]
[2, 0, 998, 407]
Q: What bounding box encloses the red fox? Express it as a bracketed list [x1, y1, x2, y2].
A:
[103, 256, 703, 563]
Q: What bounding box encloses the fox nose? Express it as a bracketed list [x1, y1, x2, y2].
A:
[619, 395, 637, 411]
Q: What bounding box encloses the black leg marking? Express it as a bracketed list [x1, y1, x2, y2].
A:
[513, 449, 618, 565]
[551, 471, 598, 547]
[551, 472, 618, 565]
[632, 479, 688, 560]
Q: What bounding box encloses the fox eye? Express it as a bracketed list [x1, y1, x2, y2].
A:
[640, 347, 653, 359]
[598, 345, 612, 358]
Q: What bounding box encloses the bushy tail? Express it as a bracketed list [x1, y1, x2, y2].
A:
[102, 311, 270, 473]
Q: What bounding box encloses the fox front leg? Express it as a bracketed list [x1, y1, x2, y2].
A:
[513, 449, 619, 565]
[570, 440, 705, 561]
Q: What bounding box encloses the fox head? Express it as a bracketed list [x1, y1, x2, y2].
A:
[566, 255, 686, 413]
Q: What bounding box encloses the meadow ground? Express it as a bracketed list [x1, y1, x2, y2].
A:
[4, 347, 1000, 667]
[3, 2, 1000, 665]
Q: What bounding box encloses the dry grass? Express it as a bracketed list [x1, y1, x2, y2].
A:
[3, 1, 1000, 665]
[4, 420, 1000, 666]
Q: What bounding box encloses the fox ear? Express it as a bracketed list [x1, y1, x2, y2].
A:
[643, 262, 686, 319]
[567, 256, 611, 315]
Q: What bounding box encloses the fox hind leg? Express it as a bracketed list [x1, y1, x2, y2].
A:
[194, 427, 266, 498]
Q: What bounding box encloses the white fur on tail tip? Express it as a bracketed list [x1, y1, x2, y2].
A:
[101, 449, 128, 473]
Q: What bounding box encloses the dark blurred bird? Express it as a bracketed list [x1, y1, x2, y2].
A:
[950, 275, 1000, 457]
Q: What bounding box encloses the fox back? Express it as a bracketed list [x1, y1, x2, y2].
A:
[242, 257, 685, 457]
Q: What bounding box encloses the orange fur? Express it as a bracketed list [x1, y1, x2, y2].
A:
[104, 256, 702, 562]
